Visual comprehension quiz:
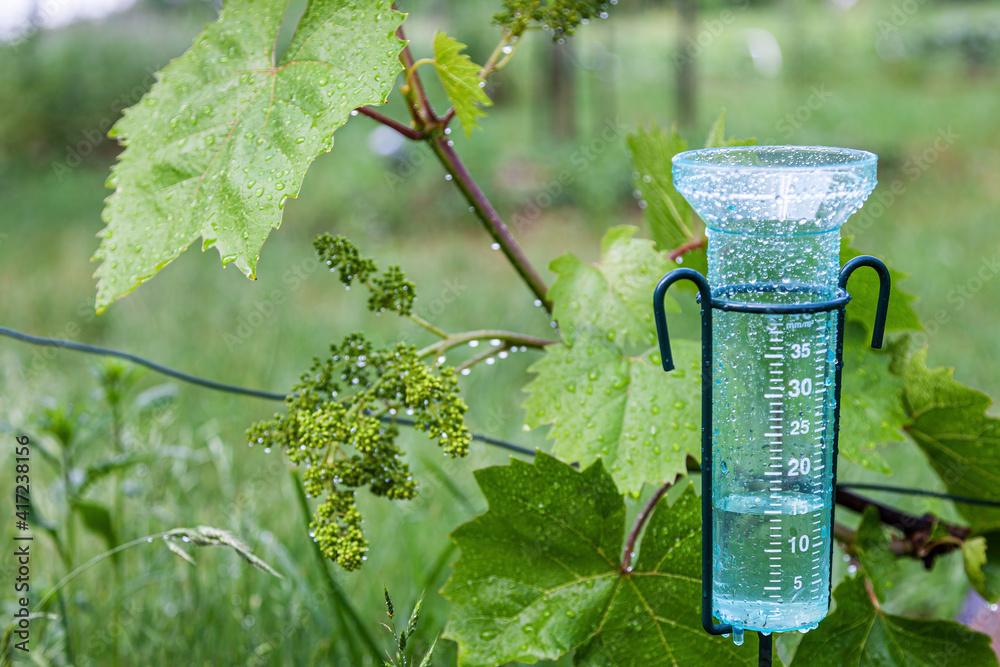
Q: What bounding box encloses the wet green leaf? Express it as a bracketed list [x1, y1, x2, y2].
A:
[94, 0, 405, 311]
[523, 336, 702, 494]
[442, 453, 754, 666]
[629, 112, 754, 254]
[432, 32, 492, 137]
[627, 122, 693, 253]
[838, 326, 906, 473]
[853, 506, 897, 602]
[903, 349, 1000, 527]
[792, 575, 997, 666]
[962, 533, 1000, 604]
[548, 226, 677, 347]
[840, 242, 922, 333]
[703, 109, 756, 149]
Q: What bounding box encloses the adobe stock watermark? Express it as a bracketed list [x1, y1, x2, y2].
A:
[877, 0, 930, 37]
[672, 0, 750, 71]
[384, 142, 434, 192]
[15, 309, 91, 384]
[911, 242, 1000, 349]
[6, 0, 71, 53]
[51, 65, 159, 182]
[774, 86, 835, 139]
[509, 115, 630, 234]
[413, 277, 468, 321]
[223, 255, 322, 351]
[843, 127, 959, 241]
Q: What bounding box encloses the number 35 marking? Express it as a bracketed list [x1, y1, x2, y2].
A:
[790, 343, 811, 359]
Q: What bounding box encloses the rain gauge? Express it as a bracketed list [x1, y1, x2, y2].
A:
[652, 146, 890, 665]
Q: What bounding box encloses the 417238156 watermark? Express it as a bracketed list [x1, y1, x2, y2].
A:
[8, 435, 33, 654]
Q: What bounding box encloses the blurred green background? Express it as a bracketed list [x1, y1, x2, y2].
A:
[1, 0, 998, 664]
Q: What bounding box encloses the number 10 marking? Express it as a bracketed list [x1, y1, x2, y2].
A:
[788, 535, 810, 553]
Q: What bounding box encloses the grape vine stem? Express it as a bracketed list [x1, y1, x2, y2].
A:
[835, 487, 972, 567]
[621, 475, 680, 572]
[417, 329, 554, 361]
[355, 106, 424, 140]
[355, 22, 555, 314]
[668, 237, 706, 262]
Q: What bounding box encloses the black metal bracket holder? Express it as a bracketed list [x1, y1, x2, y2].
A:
[652, 255, 891, 666]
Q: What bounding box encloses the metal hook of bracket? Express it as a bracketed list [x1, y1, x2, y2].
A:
[838, 255, 891, 349]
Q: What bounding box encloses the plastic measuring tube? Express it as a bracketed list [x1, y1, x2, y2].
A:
[671, 146, 878, 635]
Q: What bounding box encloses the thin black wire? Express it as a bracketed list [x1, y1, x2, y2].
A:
[0, 325, 537, 457]
[837, 482, 1000, 509]
[0, 325, 287, 401]
[6, 324, 1000, 506]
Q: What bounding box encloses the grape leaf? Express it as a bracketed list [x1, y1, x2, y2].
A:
[902, 349, 1000, 527]
[441, 452, 754, 666]
[791, 575, 997, 666]
[93, 0, 405, 312]
[548, 226, 677, 347]
[627, 122, 693, 253]
[432, 32, 492, 137]
[852, 506, 897, 602]
[629, 112, 754, 254]
[837, 326, 906, 473]
[703, 108, 756, 149]
[962, 533, 1000, 604]
[523, 336, 702, 494]
[840, 242, 922, 333]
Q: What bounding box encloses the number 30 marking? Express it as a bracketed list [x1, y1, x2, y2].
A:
[788, 378, 813, 397]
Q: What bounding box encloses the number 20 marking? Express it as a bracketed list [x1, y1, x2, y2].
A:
[787, 457, 811, 476]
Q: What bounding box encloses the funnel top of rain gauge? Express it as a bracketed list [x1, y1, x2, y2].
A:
[672, 146, 877, 235]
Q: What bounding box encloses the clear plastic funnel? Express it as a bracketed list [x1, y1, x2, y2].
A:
[672, 146, 877, 634]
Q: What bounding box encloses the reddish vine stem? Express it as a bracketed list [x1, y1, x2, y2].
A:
[835, 487, 971, 541]
[427, 133, 554, 312]
[362, 23, 555, 314]
[668, 237, 706, 262]
[396, 23, 437, 127]
[621, 475, 679, 572]
[835, 487, 971, 568]
[355, 106, 425, 140]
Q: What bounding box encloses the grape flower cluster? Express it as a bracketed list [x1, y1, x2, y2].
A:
[313, 233, 416, 316]
[495, 0, 615, 38]
[247, 236, 470, 570]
